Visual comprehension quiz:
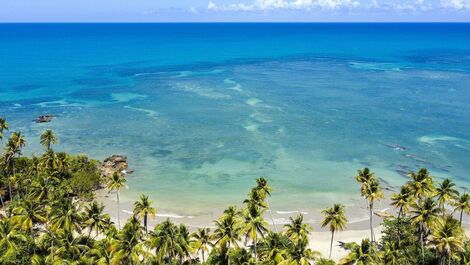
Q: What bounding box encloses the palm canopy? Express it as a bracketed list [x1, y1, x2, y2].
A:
[407, 168, 435, 201]
[284, 214, 312, 242]
[40, 129, 58, 151]
[107, 172, 126, 191]
[429, 216, 466, 264]
[0, 117, 9, 140]
[338, 239, 381, 265]
[133, 194, 157, 220]
[391, 185, 412, 217]
[435, 178, 459, 214]
[321, 204, 348, 232]
[452, 192, 470, 226]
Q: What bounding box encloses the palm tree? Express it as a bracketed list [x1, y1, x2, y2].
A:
[241, 205, 269, 260]
[257, 232, 291, 264]
[407, 168, 435, 203]
[410, 197, 441, 263]
[452, 192, 470, 227]
[0, 117, 9, 141]
[256, 177, 277, 232]
[112, 216, 145, 264]
[192, 227, 211, 263]
[106, 172, 126, 229]
[133, 194, 157, 234]
[391, 185, 412, 244]
[321, 204, 348, 259]
[435, 178, 459, 217]
[284, 214, 312, 242]
[50, 199, 83, 233]
[339, 239, 380, 265]
[429, 216, 465, 265]
[3, 132, 26, 199]
[288, 236, 320, 265]
[363, 178, 383, 242]
[0, 219, 28, 264]
[40, 129, 58, 151]
[146, 218, 181, 263]
[213, 213, 242, 264]
[83, 201, 111, 238]
[10, 197, 47, 233]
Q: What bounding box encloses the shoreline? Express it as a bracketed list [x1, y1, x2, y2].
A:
[95, 188, 389, 261]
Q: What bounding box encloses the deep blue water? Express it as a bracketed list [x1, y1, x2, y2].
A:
[1, 23, 470, 223]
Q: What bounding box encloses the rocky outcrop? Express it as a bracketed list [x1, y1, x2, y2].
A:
[100, 155, 129, 177]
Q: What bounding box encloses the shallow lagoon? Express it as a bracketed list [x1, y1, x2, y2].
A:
[1, 23, 470, 222]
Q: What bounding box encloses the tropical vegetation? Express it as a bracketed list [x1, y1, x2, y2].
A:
[0, 117, 469, 264]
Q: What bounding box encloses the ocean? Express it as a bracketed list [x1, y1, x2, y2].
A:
[1, 23, 470, 222]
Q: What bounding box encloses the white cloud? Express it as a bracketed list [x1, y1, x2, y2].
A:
[441, 0, 470, 9]
[189, 6, 200, 14]
[208, 0, 360, 11]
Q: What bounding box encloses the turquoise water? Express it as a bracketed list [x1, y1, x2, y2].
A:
[1, 23, 470, 220]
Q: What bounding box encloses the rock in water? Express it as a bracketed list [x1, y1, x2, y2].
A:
[101, 155, 129, 177]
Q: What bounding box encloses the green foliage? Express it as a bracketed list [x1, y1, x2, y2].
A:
[1, 117, 470, 265]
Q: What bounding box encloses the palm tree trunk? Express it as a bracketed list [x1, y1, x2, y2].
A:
[202, 250, 205, 263]
[442, 203, 445, 218]
[369, 201, 374, 242]
[460, 209, 463, 227]
[397, 206, 402, 245]
[266, 199, 277, 233]
[329, 230, 335, 259]
[420, 222, 425, 264]
[0, 195, 4, 208]
[254, 237, 257, 261]
[117, 190, 121, 229]
[144, 213, 148, 234]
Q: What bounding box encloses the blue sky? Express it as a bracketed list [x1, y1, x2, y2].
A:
[0, 0, 469, 22]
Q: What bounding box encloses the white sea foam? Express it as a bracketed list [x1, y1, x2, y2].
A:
[177, 83, 230, 99]
[246, 98, 262, 106]
[418, 135, 466, 145]
[349, 62, 402, 72]
[171, 69, 224, 78]
[250, 112, 272, 123]
[111, 93, 148, 103]
[244, 123, 258, 132]
[124, 105, 158, 118]
[223, 78, 243, 92]
[276, 210, 309, 215]
[36, 99, 87, 108]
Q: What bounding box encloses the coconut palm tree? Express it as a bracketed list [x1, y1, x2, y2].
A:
[83, 201, 111, 238]
[338, 239, 380, 265]
[106, 172, 126, 229]
[284, 214, 312, 242]
[435, 178, 459, 217]
[3, 132, 26, 199]
[391, 185, 413, 244]
[50, 198, 83, 233]
[410, 197, 441, 263]
[40, 129, 58, 151]
[10, 197, 47, 233]
[111, 216, 144, 264]
[256, 177, 278, 232]
[363, 178, 383, 242]
[257, 232, 291, 264]
[192, 227, 211, 263]
[407, 168, 435, 203]
[241, 205, 269, 260]
[288, 236, 320, 265]
[321, 203, 348, 259]
[0, 219, 28, 264]
[429, 216, 465, 265]
[146, 218, 181, 263]
[133, 194, 157, 234]
[453, 192, 470, 227]
[0, 117, 9, 141]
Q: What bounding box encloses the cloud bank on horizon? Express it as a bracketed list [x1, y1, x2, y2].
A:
[0, 0, 469, 22]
